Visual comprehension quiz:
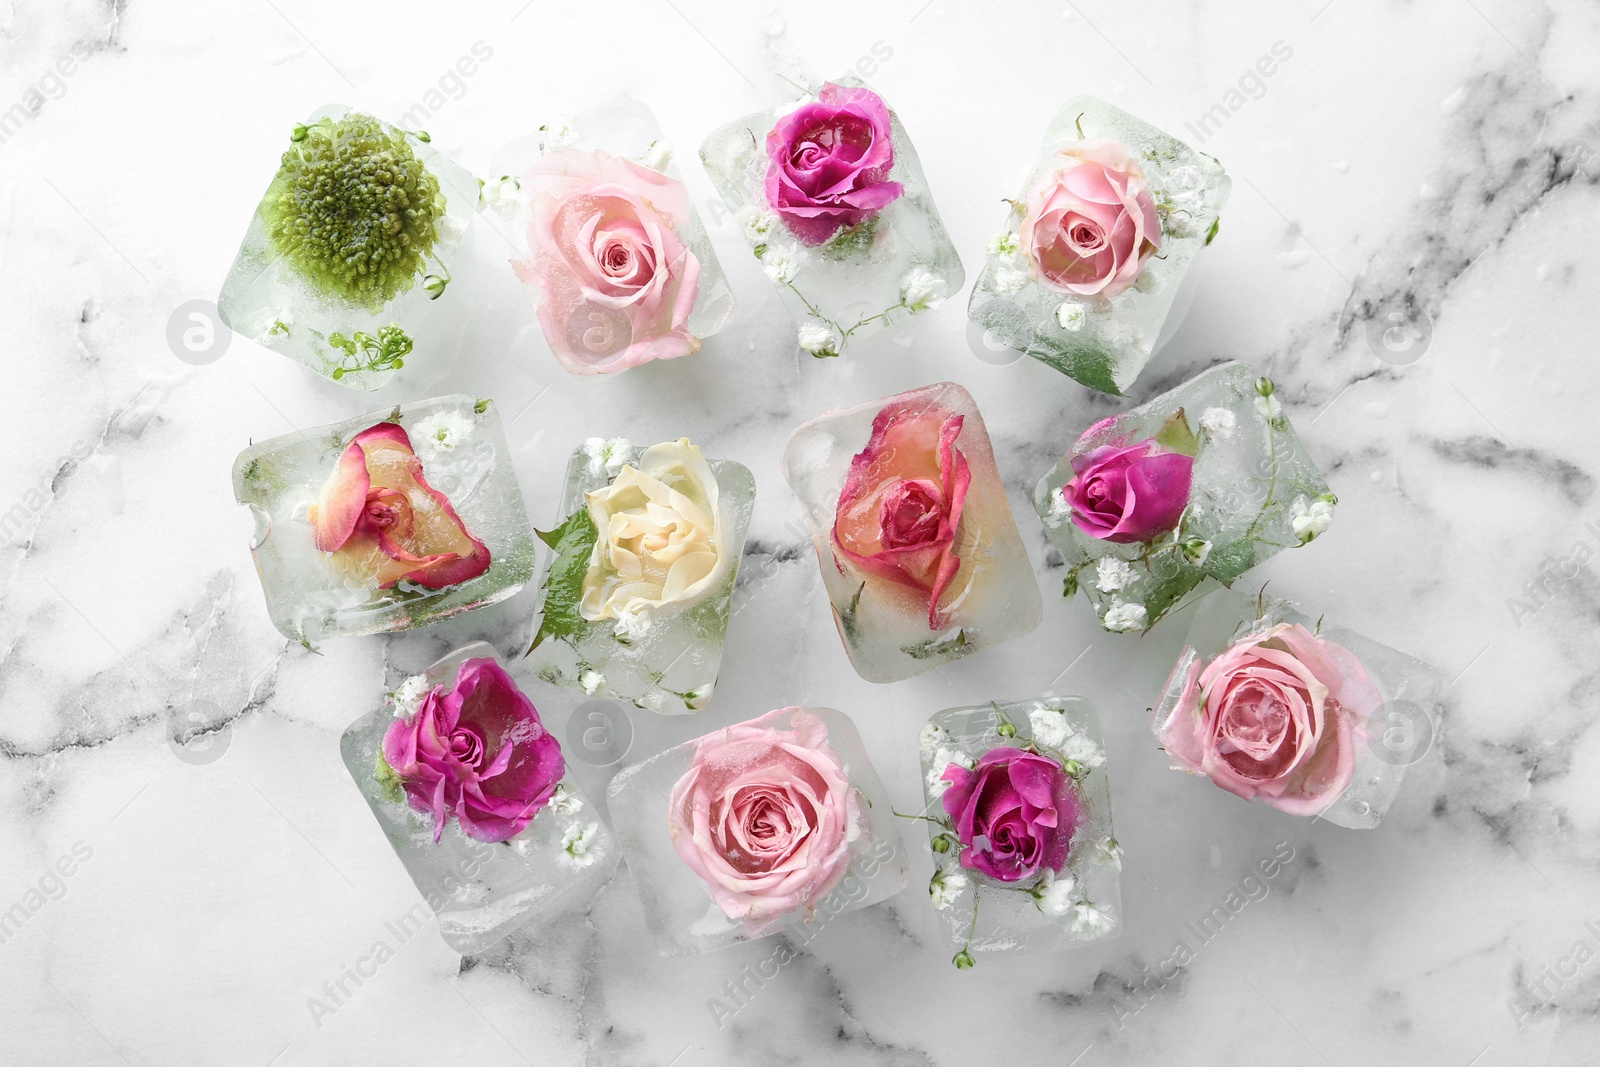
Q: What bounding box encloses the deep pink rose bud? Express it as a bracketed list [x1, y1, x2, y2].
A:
[382, 659, 565, 844]
[940, 748, 1082, 883]
[1062, 440, 1193, 543]
[763, 82, 904, 245]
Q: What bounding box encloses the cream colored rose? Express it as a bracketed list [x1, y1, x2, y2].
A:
[579, 438, 727, 621]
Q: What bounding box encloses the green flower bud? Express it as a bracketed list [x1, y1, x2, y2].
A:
[1063, 570, 1079, 598]
[931, 835, 951, 854]
[997, 721, 1016, 738]
[952, 949, 975, 970]
[1254, 376, 1275, 398]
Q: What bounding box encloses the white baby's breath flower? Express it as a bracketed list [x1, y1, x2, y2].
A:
[640, 139, 674, 171]
[929, 865, 968, 910]
[1254, 393, 1283, 421]
[1032, 870, 1077, 916]
[542, 114, 579, 149]
[1028, 703, 1071, 749]
[926, 747, 976, 798]
[1095, 557, 1132, 592]
[1180, 538, 1213, 565]
[1048, 487, 1074, 522]
[992, 265, 1029, 294]
[987, 231, 1022, 260]
[479, 175, 521, 219]
[391, 674, 430, 719]
[559, 821, 601, 868]
[919, 722, 951, 759]
[738, 206, 778, 244]
[1199, 406, 1235, 438]
[637, 691, 669, 714]
[797, 320, 838, 357]
[1060, 731, 1105, 769]
[580, 670, 604, 696]
[762, 244, 800, 283]
[1056, 303, 1087, 331]
[547, 783, 583, 816]
[254, 309, 293, 343]
[414, 411, 473, 454]
[582, 436, 633, 477]
[1067, 899, 1113, 937]
[901, 268, 947, 312]
[613, 609, 652, 643]
[1103, 599, 1148, 633]
[1096, 836, 1123, 871]
[1290, 494, 1336, 544]
[685, 684, 713, 711]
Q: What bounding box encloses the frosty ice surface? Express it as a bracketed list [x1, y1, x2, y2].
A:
[1035, 361, 1333, 635]
[219, 104, 477, 390]
[783, 381, 1041, 682]
[233, 394, 534, 642]
[340, 643, 613, 953]
[487, 100, 735, 375]
[1150, 588, 1446, 829]
[700, 77, 963, 357]
[525, 437, 754, 714]
[968, 95, 1230, 394]
[606, 705, 907, 956]
[919, 697, 1121, 962]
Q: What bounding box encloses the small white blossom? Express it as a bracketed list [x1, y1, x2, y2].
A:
[640, 139, 674, 171]
[901, 268, 947, 312]
[738, 206, 779, 244]
[1254, 393, 1283, 421]
[992, 265, 1029, 294]
[613, 609, 652, 642]
[987, 231, 1022, 260]
[1095, 557, 1132, 592]
[918, 722, 951, 759]
[479, 175, 521, 219]
[414, 411, 473, 454]
[762, 244, 800, 283]
[684, 684, 713, 711]
[1056, 303, 1087, 331]
[580, 670, 604, 696]
[929, 866, 968, 910]
[1290, 495, 1336, 543]
[254, 309, 293, 343]
[1199, 406, 1235, 438]
[439, 214, 469, 243]
[1103, 599, 1148, 633]
[1180, 538, 1213, 565]
[1048, 487, 1074, 522]
[1067, 899, 1113, 937]
[1033, 870, 1077, 916]
[391, 674, 430, 719]
[583, 436, 633, 477]
[926, 747, 976, 798]
[637, 691, 669, 714]
[547, 783, 583, 816]
[542, 115, 579, 149]
[797, 320, 838, 356]
[1029, 703, 1071, 748]
[1096, 837, 1123, 871]
[1061, 731, 1105, 769]
[559, 821, 601, 868]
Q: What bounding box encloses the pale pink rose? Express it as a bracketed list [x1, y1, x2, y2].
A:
[667, 709, 859, 922]
[1159, 623, 1378, 815]
[1021, 139, 1161, 299]
[515, 149, 702, 376]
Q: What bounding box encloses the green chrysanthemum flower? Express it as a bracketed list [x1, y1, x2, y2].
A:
[264, 113, 445, 310]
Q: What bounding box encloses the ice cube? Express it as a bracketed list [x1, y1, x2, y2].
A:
[232, 394, 535, 642]
[783, 381, 1041, 682]
[699, 76, 964, 357]
[605, 705, 907, 955]
[1150, 588, 1445, 829]
[918, 697, 1121, 962]
[525, 437, 754, 714]
[1034, 361, 1332, 635]
[487, 100, 735, 376]
[219, 105, 478, 390]
[340, 642, 615, 953]
[968, 95, 1230, 394]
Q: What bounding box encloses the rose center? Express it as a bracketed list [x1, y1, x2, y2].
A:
[1064, 217, 1107, 255]
[879, 479, 944, 549]
[447, 727, 485, 769]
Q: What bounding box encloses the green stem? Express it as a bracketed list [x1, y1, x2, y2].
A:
[1246, 424, 1281, 542]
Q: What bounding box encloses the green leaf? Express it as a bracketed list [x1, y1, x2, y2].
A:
[1205, 217, 1221, 246]
[904, 628, 970, 661]
[1153, 408, 1200, 457]
[527, 506, 599, 653]
[375, 750, 406, 806]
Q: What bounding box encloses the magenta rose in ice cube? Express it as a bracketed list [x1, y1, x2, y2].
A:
[764, 82, 904, 245]
[667, 709, 859, 921]
[1159, 623, 1376, 815]
[1021, 139, 1161, 299]
[941, 748, 1083, 883]
[1062, 434, 1193, 544]
[382, 658, 565, 843]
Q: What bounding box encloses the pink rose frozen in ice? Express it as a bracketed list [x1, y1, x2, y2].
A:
[516, 149, 702, 376]
[382, 658, 566, 843]
[940, 748, 1083, 883]
[764, 82, 904, 245]
[1158, 623, 1377, 815]
[667, 709, 859, 922]
[832, 402, 972, 631]
[1021, 139, 1161, 299]
[1061, 435, 1192, 544]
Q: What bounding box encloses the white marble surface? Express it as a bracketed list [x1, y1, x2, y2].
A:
[3, 0, 1598, 1063]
